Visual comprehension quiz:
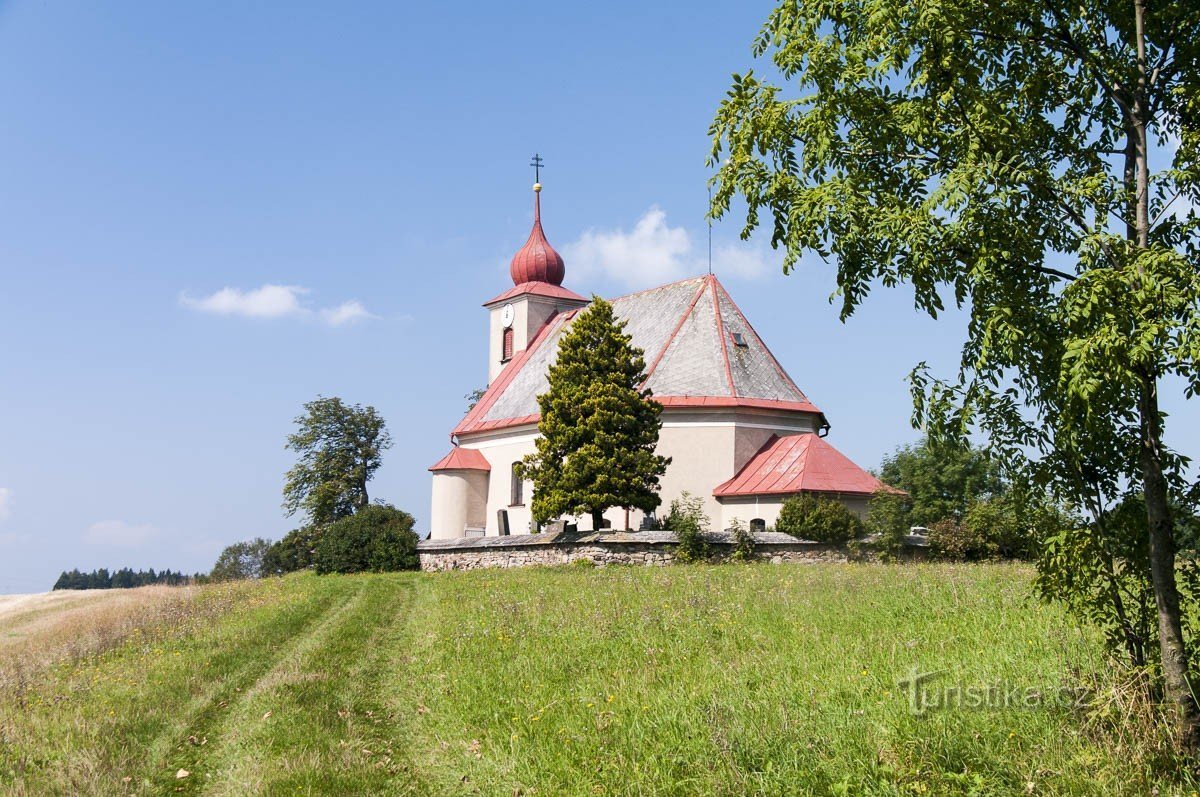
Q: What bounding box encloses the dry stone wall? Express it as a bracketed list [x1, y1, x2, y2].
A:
[417, 530, 923, 572]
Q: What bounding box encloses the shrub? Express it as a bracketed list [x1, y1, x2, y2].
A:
[210, 538, 274, 581]
[864, 489, 911, 560]
[313, 504, 419, 575]
[775, 494, 864, 545]
[263, 526, 324, 575]
[929, 494, 1051, 561]
[727, 517, 756, 563]
[662, 492, 710, 563]
[927, 518, 993, 561]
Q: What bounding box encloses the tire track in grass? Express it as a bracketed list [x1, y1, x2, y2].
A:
[138, 578, 361, 794]
[181, 575, 423, 796]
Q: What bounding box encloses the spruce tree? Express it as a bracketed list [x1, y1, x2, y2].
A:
[522, 297, 670, 531]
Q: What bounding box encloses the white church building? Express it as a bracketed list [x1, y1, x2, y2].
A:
[428, 183, 888, 539]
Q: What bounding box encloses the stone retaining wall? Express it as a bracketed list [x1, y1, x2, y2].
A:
[417, 530, 924, 572]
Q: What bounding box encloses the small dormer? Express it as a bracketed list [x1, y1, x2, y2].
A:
[482, 181, 587, 384]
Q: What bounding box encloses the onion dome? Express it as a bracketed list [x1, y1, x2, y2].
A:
[509, 183, 565, 286]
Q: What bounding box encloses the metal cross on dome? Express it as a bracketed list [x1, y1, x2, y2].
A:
[530, 153, 544, 183]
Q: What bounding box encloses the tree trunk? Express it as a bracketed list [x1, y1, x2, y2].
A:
[1131, 0, 1199, 748]
[1137, 376, 1200, 747]
[591, 509, 604, 532]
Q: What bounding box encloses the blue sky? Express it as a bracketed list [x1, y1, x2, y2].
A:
[0, 1, 1195, 593]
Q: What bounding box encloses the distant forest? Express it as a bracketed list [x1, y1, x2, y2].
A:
[52, 568, 195, 591]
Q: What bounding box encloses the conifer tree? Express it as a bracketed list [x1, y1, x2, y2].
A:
[522, 297, 670, 531]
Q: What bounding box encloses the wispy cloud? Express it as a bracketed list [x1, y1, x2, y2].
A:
[181, 284, 376, 327]
[84, 520, 160, 548]
[563, 206, 775, 289]
[320, 300, 377, 327]
[0, 488, 11, 523]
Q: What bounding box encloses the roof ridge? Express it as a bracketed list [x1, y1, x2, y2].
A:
[641, 277, 710, 385]
[708, 275, 736, 397]
[712, 277, 811, 404]
[606, 274, 707, 303]
[452, 311, 569, 438]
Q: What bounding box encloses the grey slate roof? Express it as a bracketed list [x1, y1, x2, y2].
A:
[459, 275, 820, 434]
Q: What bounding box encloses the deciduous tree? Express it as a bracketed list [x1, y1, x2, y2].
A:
[710, 1, 1200, 743]
[209, 538, 273, 581]
[283, 397, 392, 525]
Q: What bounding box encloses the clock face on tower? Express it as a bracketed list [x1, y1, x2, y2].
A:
[500, 303, 515, 328]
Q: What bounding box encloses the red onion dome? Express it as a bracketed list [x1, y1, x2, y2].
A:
[509, 184, 565, 286]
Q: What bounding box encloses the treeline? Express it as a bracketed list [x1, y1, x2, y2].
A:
[52, 568, 197, 591]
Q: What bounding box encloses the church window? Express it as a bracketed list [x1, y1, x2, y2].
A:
[510, 462, 524, 506]
[502, 328, 514, 362]
[750, 518, 766, 533]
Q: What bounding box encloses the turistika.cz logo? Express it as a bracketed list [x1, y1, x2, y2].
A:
[896, 666, 1093, 716]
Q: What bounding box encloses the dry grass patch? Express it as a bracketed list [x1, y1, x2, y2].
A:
[0, 582, 259, 696]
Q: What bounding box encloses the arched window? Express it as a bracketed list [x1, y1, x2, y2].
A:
[750, 518, 766, 533]
[502, 328, 514, 362]
[510, 462, 524, 506]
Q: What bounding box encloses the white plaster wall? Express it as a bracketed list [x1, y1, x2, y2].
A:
[486, 295, 584, 384]
[467, 436, 538, 535]
[718, 493, 873, 531]
[654, 423, 737, 530]
[430, 470, 490, 539]
[447, 408, 838, 538]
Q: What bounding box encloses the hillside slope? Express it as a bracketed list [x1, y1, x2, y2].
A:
[0, 565, 1193, 795]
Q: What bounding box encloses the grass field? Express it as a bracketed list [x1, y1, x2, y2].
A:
[0, 563, 1196, 796]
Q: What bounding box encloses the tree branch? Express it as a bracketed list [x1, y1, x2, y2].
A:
[1035, 265, 1078, 282]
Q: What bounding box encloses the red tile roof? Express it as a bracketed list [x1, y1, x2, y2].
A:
[714, 433, 898, 498]
[429, 446, 491, 472]
[452, 310, 575, 437]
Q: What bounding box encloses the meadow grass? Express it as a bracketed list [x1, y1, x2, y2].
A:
[0, 563, 1195, 795]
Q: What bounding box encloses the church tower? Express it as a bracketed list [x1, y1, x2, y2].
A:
[482, 178, 587, 385]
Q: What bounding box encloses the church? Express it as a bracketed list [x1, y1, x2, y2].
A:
[428, 182, 889, 540]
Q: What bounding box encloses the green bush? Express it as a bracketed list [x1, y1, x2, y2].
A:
[662, 492, 710, 563]
[929, 495, 1050, 561]
[927, 518, 992, 561]
[775, 494, 863, 545]
[313, 504, 419, 575]
[864, 490, 911, 560]
[210, 538, 273, 581]
[727, 518, 756, 563]
[263, 526, 324, 575]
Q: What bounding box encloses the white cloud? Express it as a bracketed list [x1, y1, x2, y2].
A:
[181, 284, 309, 319]
[0, 488, 11, 523]
[563, 207, 774, 289]
[84, 520, 160, 548]
[320, 300, 376, 327]
[712, 242, 773, 280]
[181, 285, 377, 327]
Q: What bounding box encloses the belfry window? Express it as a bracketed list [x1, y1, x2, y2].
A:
[510, 462, 524, 506]
[502, 328, 514, 362]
